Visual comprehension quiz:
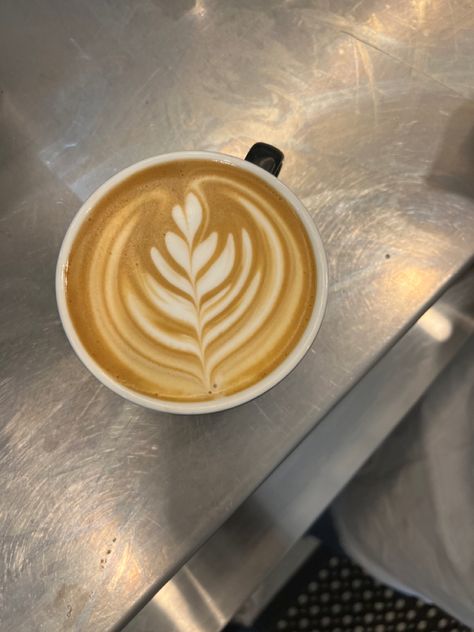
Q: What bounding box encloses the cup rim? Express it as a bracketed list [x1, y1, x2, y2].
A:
[56, 150, 328, 414]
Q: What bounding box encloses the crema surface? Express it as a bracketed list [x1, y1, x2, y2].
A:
[65, 160, 317, 402]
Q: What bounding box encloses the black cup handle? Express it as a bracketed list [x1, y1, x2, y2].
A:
[245, 142, 284, 177]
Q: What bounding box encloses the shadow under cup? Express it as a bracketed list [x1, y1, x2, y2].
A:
[56, 150, 328, 414]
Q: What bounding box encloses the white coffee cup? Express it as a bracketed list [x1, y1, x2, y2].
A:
[56, 147, 328, 414]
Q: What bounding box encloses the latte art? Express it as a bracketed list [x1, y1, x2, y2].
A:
[65, 160, 316, 402]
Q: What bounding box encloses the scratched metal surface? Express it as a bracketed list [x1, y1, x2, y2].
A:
[0, 1, 473, 630]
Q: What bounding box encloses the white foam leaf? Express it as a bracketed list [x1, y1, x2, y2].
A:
[127, 294, 198, 355]
[165, 232, 189, 272]
[184, 193, 203, 243]
[172, 193, 203, 244]
[150, 246, 192, 295]
[192, 232, 217, 275]
[197, 234, 235, 300]
[171, 204, 187, 237]
[145, 274, 195, 327]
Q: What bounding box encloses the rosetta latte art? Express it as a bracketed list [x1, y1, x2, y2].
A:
[65, 160, 316, 402]
[127, 192, 282, 390]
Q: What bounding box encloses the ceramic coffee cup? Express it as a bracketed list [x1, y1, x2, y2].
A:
[56, 144, 328, 413]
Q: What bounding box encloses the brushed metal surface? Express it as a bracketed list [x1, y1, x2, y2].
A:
[1, 1, 473, 630]
[124, 271, 474, 632]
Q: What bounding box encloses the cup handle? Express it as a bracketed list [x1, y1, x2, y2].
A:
[245, 142, 284, 177]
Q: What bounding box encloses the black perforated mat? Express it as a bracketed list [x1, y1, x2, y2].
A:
[233, 546, 470, 632]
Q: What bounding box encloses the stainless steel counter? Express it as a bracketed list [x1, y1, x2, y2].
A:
[124, 274, 474, 632]
[0, 1, 473, 631]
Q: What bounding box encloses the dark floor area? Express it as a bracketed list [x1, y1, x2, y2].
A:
[227, 544, 470, 632]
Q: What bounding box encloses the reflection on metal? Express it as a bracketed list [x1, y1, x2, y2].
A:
[125, 270, 474, 632]
[233, 537, 320, 627]
[1, 0, 474, 630]
[191, 0, 207, 19]
[417, 307, 453, 342]
[149, 567, 227, 632]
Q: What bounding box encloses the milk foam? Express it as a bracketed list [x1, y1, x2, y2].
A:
[65, 161, 316, 402]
